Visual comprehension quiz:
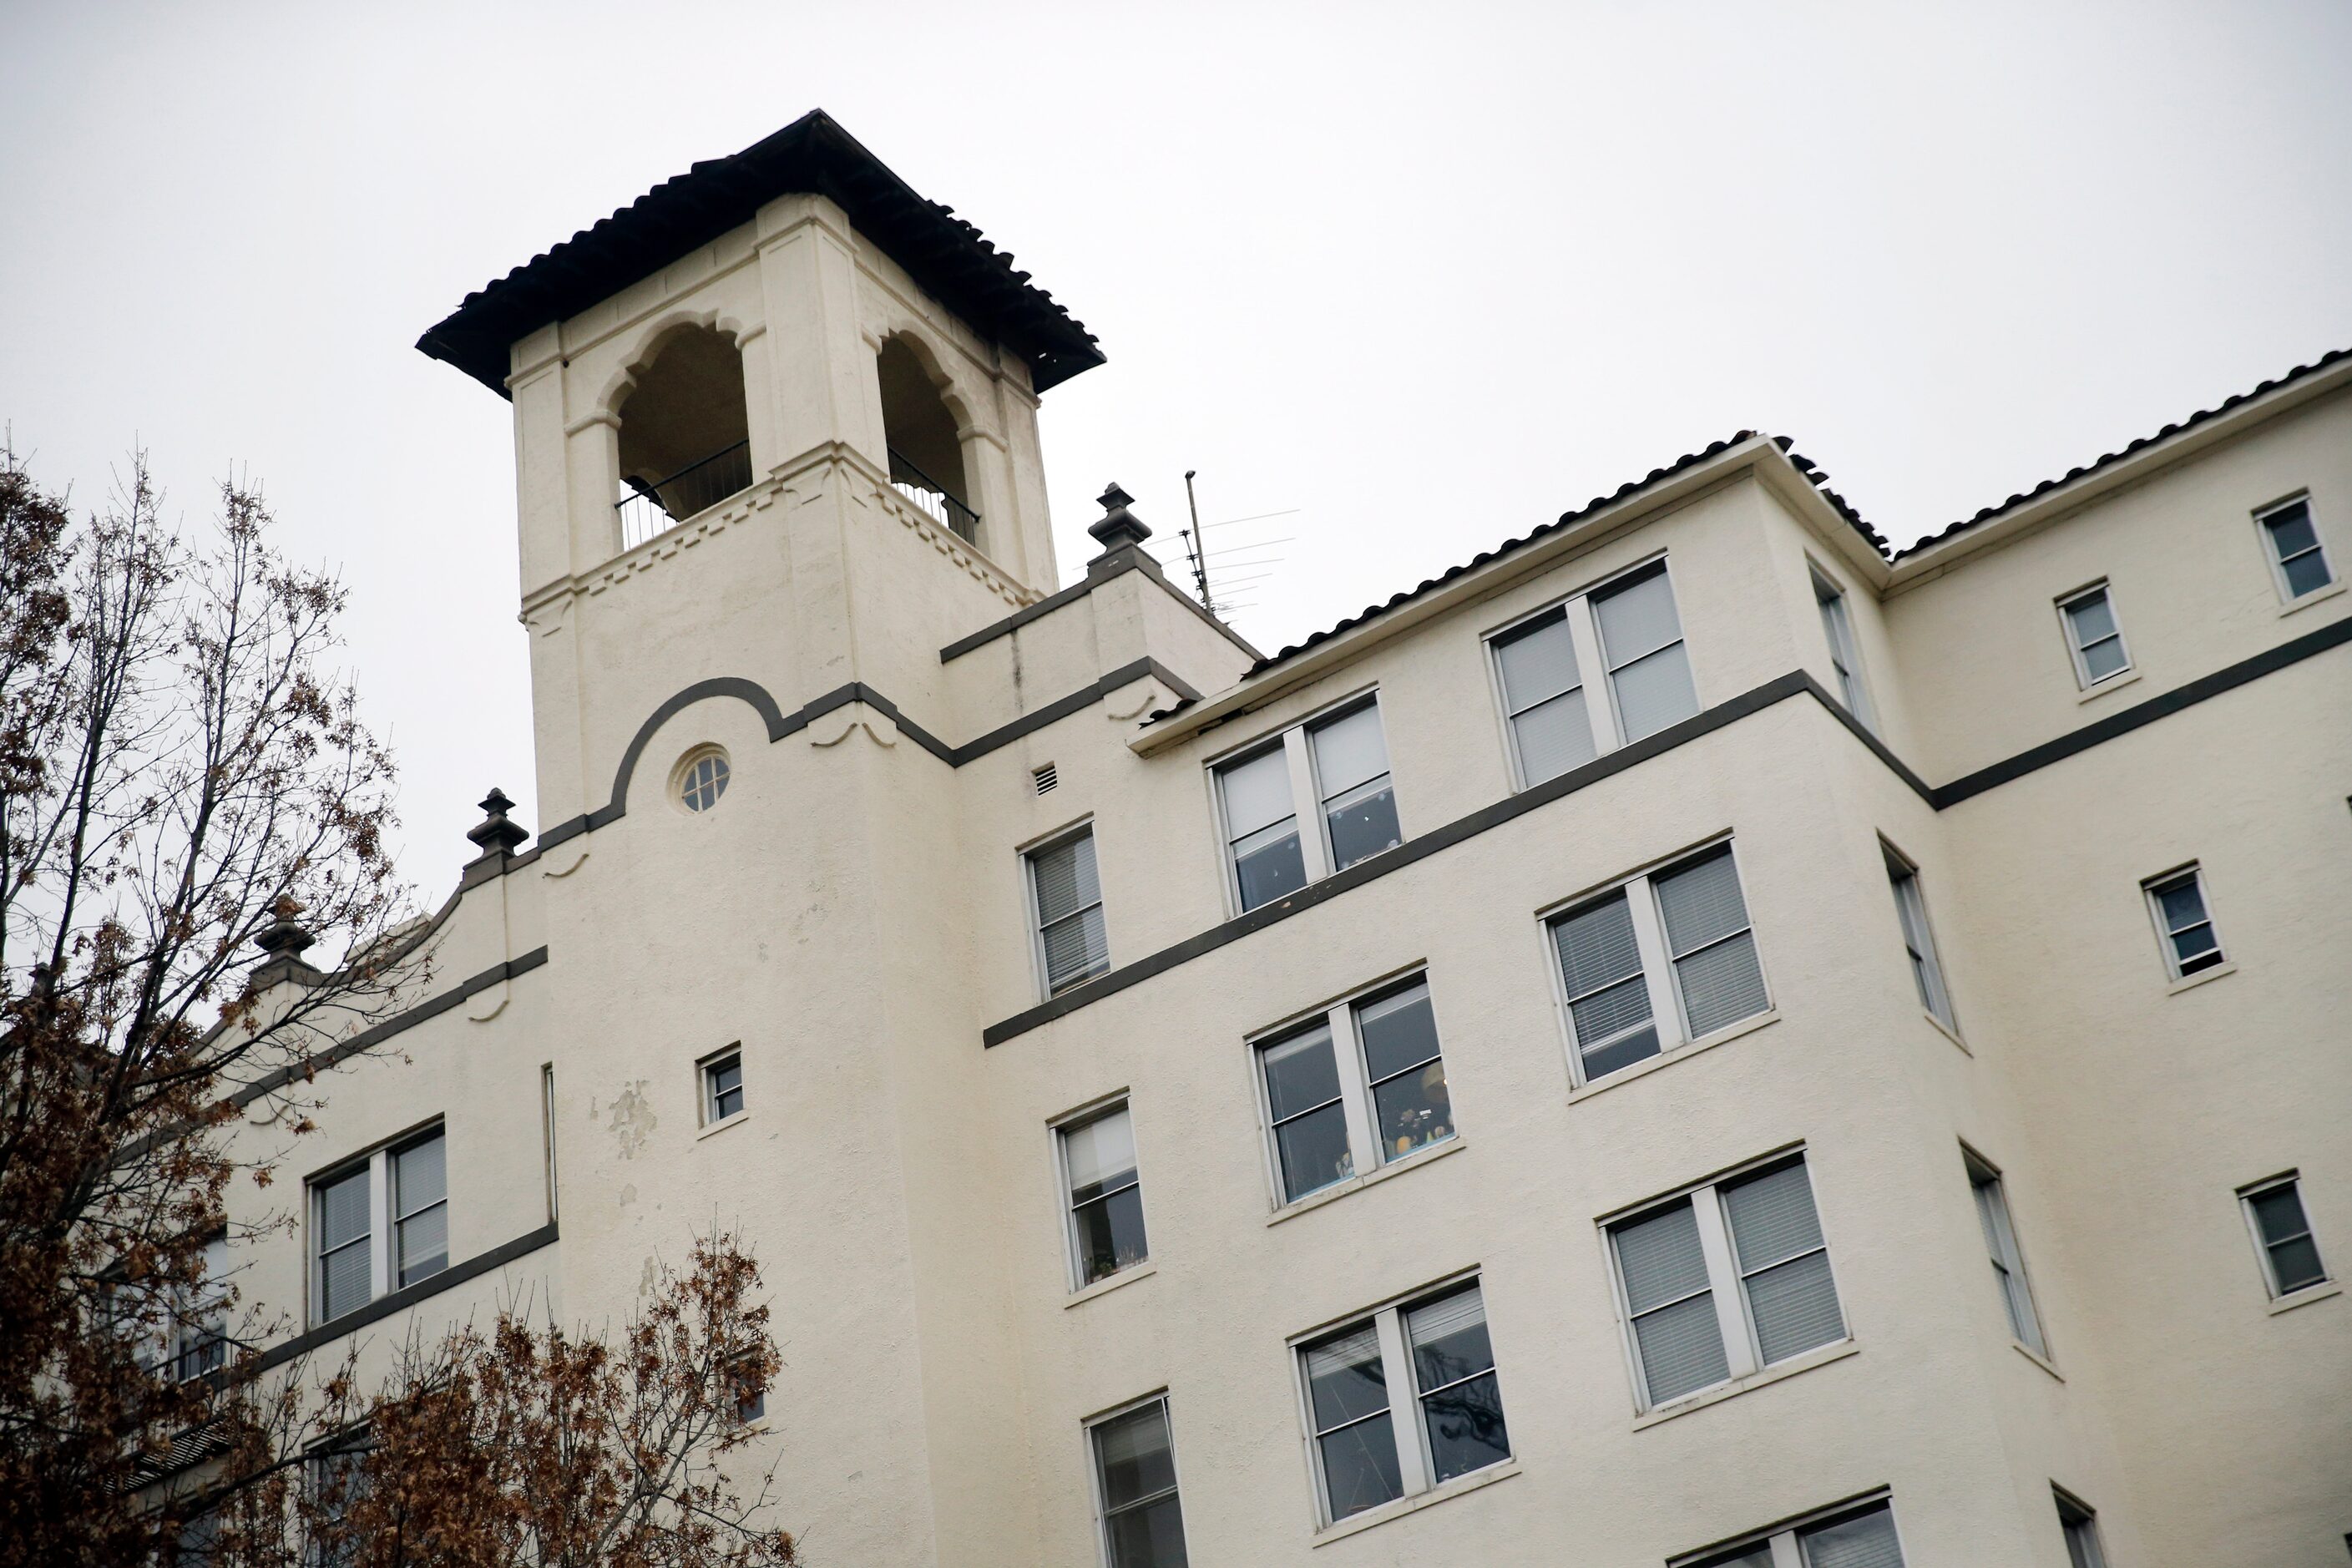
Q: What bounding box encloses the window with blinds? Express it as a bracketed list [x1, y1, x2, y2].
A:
[1485, 556, 1701, 791]
[1609, 1152, 1847, 1412]
[1296, 1279, 1510, 1525]
[1965, 1151, 2046, 1355]
[1883, 844, 1956, 1031]
[1090, 1396, 1189, 1568]
[1679, 1495, 1907, 1568]
[1213, 697, 1402, 913]
[311, 1125, 450, 1326]
[1546, 841, 1769, 1087]
[1059, 1103, 1147, 1291]
[1029, 827, 1109, 997]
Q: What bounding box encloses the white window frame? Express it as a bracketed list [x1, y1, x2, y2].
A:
[1882, 840, 1956, 1033]
[1053, 1095, 1148, 1293]
[1084, 1391, 1190, 1568]
[1483, 553, 1701, 791]
[308, 1121, 448, 1327]
[2253, 491, 2335, 603]
[700, 1044, 745, 1127]
[1024, 819, 1109, 1000]
[1540, 837, 1771, 1089]
[1288, 1272, 1509, 1528]
[2053, 1487, 2108, 1568]
[1208, 690, 1399, 913]
[1963, 1147, 2047, 1358]
[540, 1063, 559, 1223]
[2141, 862, 2225, 981]
[1810, 564, 1874, 729]
[1249, 970, 1454, 1210]
[2055, 581, 2132, 690]
[2238, 1171, 2329, 1300]
[1672, 1490, 1905, 1568]
[1601, 1147, 1849, 1414]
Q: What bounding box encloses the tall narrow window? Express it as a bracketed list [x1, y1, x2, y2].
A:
[1593, 561, 1698, 741]
[1490, 606, 1596, 787]
[1680, 1496, 1907, 1568]
[391, 1131, 448, 1289]
[2057, 584, 2131, 688]
[2257, 495, 2335, 601]
[1256, 977, 1454, 1206]
[2240, 1174, 2328, 1298]
[1029, 827, 1109, 996]
[541, 1064, 559, 1223]
[2142, 865, 2224, 979]
[1884, 845, 1955, 1029]
[1297, 1280, 1510, 1525]
[2055, 1490, 2108, 1568]
[1090, 1397, 1189, 1567]
[1548, 842, 1768, 1087]
[1213, 697, 1400, 913]
[312, 1166, 372, 1326]
[1813, 569, 1873, 725]
[1965, 1152, 2046, 1355]
[1609, 1153, 1846, 1412]
[1060, 1104, 1146, 1289]
[169, 1236, 230, 1382]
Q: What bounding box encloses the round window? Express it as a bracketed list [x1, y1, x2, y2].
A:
[674, 747, 731, 813]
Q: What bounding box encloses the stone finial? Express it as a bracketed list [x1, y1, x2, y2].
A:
[253, 914, 315, 960]
[466, 787, 530, 856]
[1087, 482, 1153, 555]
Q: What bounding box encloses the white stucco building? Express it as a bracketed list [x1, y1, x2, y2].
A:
[221, 112, 2351, 1566]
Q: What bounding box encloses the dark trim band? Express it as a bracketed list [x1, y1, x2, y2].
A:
[938, 550, 1262, 665]
[250, 1222, 559, 1374]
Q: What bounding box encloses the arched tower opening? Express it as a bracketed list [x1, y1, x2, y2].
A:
[615, 326, 752, 548]
[877, 335, 977, 542]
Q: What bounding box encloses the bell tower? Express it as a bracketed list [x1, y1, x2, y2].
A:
[417, 109, 1105, 828]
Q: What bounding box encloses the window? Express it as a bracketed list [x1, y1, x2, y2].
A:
[675, 747, 730, 812]
[1256, 977, 1453, 1206]
[306, 1437, 369, 1568]
[1813, 569, 1873, 726]
[702, 1048, 745, 1125]
[1089, 1396, 1189, 1567]
[2257, 494, 2335, 601]
[2142, 865, 2224, 979]
[1608, 1153, 1846, 1410]
[1680, 1495, 1906, 1568]
[1485, 558, 1700, 789]
[1297, 1281, 1510, 1524]
[1029, 827, 1109, 996]
[728, 1352, 766, 1426]
[1059, 1103, 1146, 1289]
[2055, 1490, 2108, 1568]
[1547, 842, 1768, 1086]
[1965, 1152, 2046, 1356]
[1213, 698, 1400, 912]
[2240, 1174, 2328, 1298]
[145, 1234, 230, 1382]
[1884, 845, 1955, 1030]
[311, 1126, 448, 1325]
[2057, 584, 2130, 688]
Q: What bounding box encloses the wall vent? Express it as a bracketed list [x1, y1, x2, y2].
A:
[1032, 762, 1058, 796]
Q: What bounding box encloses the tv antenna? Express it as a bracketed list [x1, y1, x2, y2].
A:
[1175, 469, 1295, 625]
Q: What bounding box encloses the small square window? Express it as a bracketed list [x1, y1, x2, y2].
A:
[2142, 865, 2224, 980]
[2057, 584, 2132, 688]
[702, 1050, 745, 1125]
[2240, 1174, 2329, 1298]
[2257, 495, 2335, 601]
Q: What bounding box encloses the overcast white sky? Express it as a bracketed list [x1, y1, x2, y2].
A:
[5, 1, 2349, 898]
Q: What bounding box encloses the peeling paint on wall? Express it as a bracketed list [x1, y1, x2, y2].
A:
[605, 1079, 655, 1158]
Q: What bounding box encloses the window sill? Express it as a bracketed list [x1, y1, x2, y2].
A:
[1566, 1012, 1781, 1105]
[2076, 670, 2142, 705]
[1310, 1460, 1520, 1546]
[2011, 1340, 2064, 1383]
[1065, 1262, 1156, 1308]
[1267, 1136, 1468, 1226]
[2166, 961, 2237, 996]
[1920, 1009, 1970, 1055]
[695, 1110, 749, 1141]
[1631, 1339, 1860, 1429]
[2278, 580, 2346, 618]
[2266, 1280, 2341, 1317]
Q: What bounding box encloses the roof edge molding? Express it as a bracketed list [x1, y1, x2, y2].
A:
[417, 109, 1105, 400]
